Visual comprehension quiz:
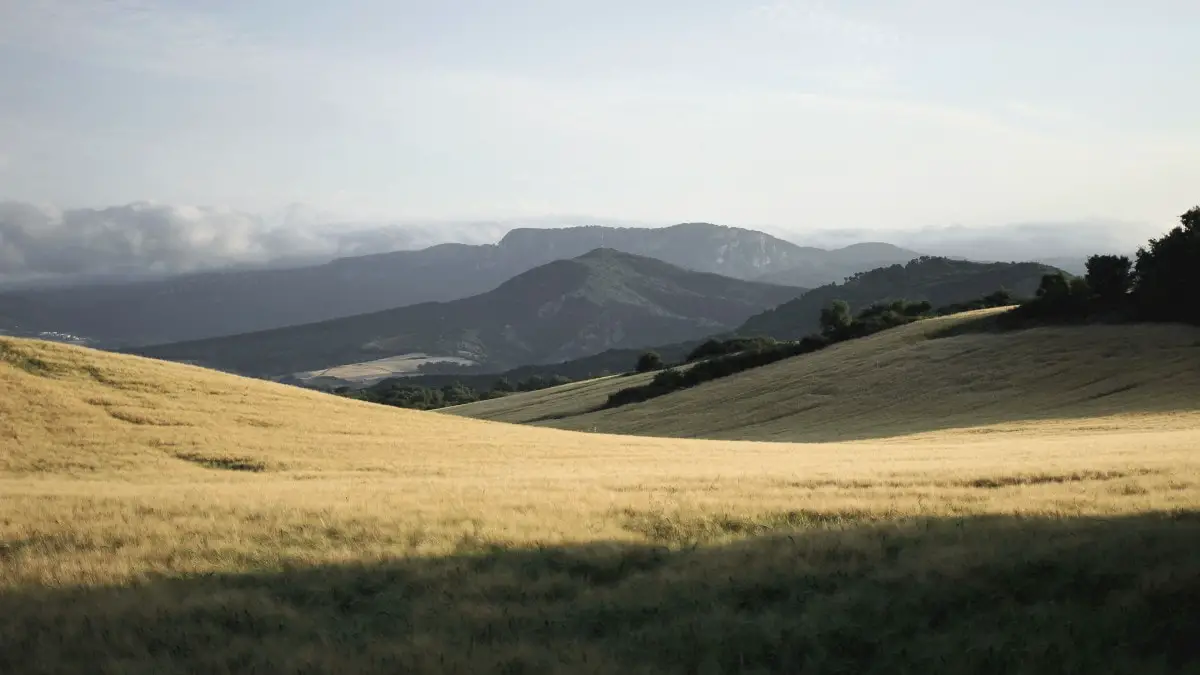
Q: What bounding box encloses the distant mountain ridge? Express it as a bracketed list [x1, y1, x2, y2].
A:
[133, 249, 806, 377]
[738, 257, 1063, 339]
[0, 222, 919, 347]
[752, 241, 925, 287]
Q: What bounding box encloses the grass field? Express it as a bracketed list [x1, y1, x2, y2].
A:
[451, 309, 1200, 442]
[2, 315, 1200, 674]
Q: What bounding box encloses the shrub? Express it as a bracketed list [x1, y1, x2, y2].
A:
[635, 351, 664, 373]
[936, 289, 1017, 316]
[685, 337, 778, 362]
[1004, 273, 1092, 324]
[818, 300, 853, 338]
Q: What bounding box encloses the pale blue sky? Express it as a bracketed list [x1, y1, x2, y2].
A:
[1, 0, 1197, 234]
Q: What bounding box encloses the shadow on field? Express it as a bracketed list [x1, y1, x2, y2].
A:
[2, 512, 1198, 674]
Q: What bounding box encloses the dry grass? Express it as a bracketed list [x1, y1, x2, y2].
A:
[2, 321, 1199, 673]
[450, 309, 1200, 442]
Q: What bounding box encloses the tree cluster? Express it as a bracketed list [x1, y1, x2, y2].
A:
[339, 373, 572, 410]
[607, 297, 983, 409]
[1006, 206, 1199, 326]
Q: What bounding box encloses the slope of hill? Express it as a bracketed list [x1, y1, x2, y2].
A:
[449, 309, 1200, 442]
[3, 329, 1199, 673]
[0, 222, 913, 347]
[133, 249, 805, 377]
[739, 256, 1060, 339]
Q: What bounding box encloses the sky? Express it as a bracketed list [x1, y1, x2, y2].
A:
[0, 0, 1198, 280]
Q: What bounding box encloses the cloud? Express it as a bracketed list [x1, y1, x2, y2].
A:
[0, 201, 424, 285]
[747, 0, 901, 49]
[0, 0, 309, 84]
[787, 220, 1158, 263]
[0, 202, 307, 282]
[0, 200, 637, 286]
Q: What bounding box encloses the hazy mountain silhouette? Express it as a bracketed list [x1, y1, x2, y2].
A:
[0, 223, 918, 347]
[133, 249, 806, 377]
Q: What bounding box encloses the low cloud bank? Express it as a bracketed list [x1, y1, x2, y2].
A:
[790, 221, 1148, 263]
[0, 200, 1155, 287]
[0, 201, 507, 286]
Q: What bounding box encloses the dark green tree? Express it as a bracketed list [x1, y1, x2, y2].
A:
[985, 288, 1014, 306]
[1036, 273, 1072, 301]
[818, 300, 853, 337]
[517, 375, 548, 392]
[1132, 206, 1200, 323]
[1084, 254, 1133, 307]
[635, 351, 664, 373]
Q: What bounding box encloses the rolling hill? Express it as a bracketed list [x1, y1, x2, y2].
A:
[132, 249, 806, 377]
[449, 309, 1200, 442]
[738, 256, 1060, 339]
[0, 222, 917, 347]
[3, 319, 1199, 673]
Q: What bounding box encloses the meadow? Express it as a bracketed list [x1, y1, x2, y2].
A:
[2, 313, 1199, 673]
[451, 309, 1200, 442]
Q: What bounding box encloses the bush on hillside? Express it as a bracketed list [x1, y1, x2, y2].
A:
[343, 372, 574, 411]
[936, 289, 1017, 316]
[686, 337, 779, 362]
[635, 351, 664, 373]
[818, 300, 853, 338]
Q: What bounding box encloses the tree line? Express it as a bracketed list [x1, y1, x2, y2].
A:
[1005, 206, 1199, 326]
[336, 373, 573, 411]
[608, 292, 1016, 409]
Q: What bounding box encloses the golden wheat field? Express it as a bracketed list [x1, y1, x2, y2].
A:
[2, 312, 1199, 674]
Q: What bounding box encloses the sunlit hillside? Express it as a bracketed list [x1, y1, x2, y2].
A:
[2, 332, 1198, 673]
[451, 309, 1200, 442]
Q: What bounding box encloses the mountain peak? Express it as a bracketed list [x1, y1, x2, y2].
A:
[136, 253, 806, 376]
[575, 247, 634, 260]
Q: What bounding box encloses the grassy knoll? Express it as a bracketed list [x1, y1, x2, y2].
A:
[2, 334, 1199, 673]
[450, 309, 1200, 443]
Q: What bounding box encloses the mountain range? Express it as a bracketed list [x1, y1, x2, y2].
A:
[0, 223, 917, 347]
[283, 255, 1062, 394]
[133, 249, 805, 377]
